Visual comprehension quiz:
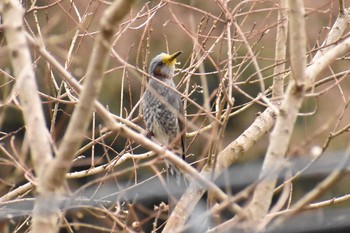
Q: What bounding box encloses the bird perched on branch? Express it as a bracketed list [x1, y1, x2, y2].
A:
[142, 51, 185, 186]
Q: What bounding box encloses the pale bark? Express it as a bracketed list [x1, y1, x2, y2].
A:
[245, 0, 307, 222]
[0, 1, 55, 231]
[164, 3, 350, 233]
[163, 107, 277, 233]
[31, 1, 135, 232]
[0, 0, 53, 179]
[272, 0, 288, 99]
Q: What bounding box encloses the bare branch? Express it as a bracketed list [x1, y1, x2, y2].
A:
[245, 0, 307, 224]
[272, 0, 288, 99]
[163, 107, 277, 232]
[0, 0, 53, 178]
[30, 1, 135, 232]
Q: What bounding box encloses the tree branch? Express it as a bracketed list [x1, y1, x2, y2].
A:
[0, 0, 53, 179]
[163, 107, 277, 232]
[244, 0, 307, 223]
[272, 0, 288, 99]
[164, 2, 350, 232]
[30, 1, 135, 232]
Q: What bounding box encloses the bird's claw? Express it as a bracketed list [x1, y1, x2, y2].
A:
[146, 130, 154, 139]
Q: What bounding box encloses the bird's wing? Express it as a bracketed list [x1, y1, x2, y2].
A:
[178, 99, 186, 160]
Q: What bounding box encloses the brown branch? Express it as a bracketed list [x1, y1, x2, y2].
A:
[0, 1, 61, 231]
[25, 33, 144, 133]
[243, 2, 350, 229]
[25, 4, 231, 231]
[271, 144, 350, 230]
[0, 0, 53, 179]
[25, 15, 229, 209]
[165, 1, 350, 232]
[163, 107, 278, 233]
[244, 0, 307, 223]
[43, 0, 135, 188]
[30, 1, 135, 232]
[269, 192, 350, 218]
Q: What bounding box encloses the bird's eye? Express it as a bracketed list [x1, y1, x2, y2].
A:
[157, 61, 163, 66]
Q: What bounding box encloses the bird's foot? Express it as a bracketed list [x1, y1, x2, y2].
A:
[145, 130, 154, 139]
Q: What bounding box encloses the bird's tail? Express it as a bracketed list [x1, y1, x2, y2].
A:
[165, 159, 186, 186]
[166, 135, 186, 212]
[165, 159, 187, 213]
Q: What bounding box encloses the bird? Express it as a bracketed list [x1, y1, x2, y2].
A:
[141, 51, 185, 186]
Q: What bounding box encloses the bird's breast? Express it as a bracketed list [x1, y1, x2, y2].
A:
[142, 79, 182, 143]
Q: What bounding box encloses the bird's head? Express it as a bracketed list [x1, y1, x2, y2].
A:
[149, 51, 182, 79]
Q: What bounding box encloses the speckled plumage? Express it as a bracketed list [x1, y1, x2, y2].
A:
[141, 52, 185, 183]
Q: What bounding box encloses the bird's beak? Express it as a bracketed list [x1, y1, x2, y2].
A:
[168, 51, 183, 62]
